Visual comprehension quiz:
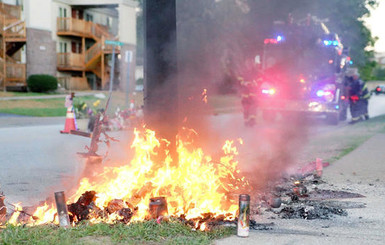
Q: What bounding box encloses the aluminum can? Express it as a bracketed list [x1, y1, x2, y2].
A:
[149, 197, 168, 219]
[237, 194, 250, 237]
[54, 191, 71, 228]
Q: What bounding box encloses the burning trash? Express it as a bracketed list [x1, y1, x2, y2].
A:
[4, 127, 249, 230]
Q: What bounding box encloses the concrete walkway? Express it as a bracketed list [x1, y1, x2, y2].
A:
[0, 92, 98, 101]
[216, 133, 385, 245]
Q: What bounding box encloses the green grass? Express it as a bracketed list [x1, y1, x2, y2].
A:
[0, 108, 67, 117]
[0, 220, 234, 245]
[302, 114, 385, 164]
[0, 92, 241, 117]
[0, 91, 60, 97]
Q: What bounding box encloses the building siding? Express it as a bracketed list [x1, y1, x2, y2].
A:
[26, 28, 57, 77]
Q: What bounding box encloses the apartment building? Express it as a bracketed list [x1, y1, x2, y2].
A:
[0, 0, 137, 91]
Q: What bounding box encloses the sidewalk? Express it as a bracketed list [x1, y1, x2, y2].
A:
[216, 133, 385, 245]
[0, 91, 98, 101]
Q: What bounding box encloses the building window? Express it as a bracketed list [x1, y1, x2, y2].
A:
[60, 42, 68, 53]
[85, 13, 93, 22]
[59, 7, 68, 17]
[106, 17, 112, 27]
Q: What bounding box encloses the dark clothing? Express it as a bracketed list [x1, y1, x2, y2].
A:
[349, 77, 369, 122]
[239, 78, 258, 126]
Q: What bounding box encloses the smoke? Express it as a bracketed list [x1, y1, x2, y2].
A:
[173, 0, 310, 191]
[140, 0, 312, 192]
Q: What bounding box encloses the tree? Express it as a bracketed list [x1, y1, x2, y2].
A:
[137, 0, 379, 84]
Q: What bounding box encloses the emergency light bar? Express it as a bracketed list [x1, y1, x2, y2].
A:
[264, 35, 285, 44]
[323, 40, 339, 46]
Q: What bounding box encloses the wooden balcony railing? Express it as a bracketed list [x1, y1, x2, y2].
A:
[0, 3, 21, 19]
[57, 17, 115, 40]
[57, 17, 92, 36]
[58, 76, 90, 90]
[6, 62, 26, 82]
[57, 52, 85, 70]
[1, 17, 26, 39]
[85, 40, 102, 65]
[92, 23, 114, 40]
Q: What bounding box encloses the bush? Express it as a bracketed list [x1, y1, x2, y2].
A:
[27, 74, 58, 92]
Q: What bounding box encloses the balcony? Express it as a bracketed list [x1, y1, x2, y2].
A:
[57, 53, 85, 71]
[57, 17, 114, 40]
[6, 63, 25, 83]
[0, 59, 26, 85]
[58, 76, 89, 90]
[0, 17, 26, 41]
[0, 3, 21, 19]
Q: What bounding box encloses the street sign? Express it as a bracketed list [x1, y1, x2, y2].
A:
[105, 40, 124, 46]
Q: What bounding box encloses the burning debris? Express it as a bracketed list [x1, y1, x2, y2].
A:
[0, 192, 6, 223]
[0, 125, 365, 233]
[0, 127, 247, 229]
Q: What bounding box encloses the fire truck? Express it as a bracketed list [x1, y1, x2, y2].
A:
[256, 18, 351, 125]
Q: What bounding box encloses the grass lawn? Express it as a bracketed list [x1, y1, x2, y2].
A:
[299, 114, 385, 164]
[0, 92, 144, 117]
[0, 91, 60, 97]
[0, 220, 234, 245]
[0, 91, 240, 117]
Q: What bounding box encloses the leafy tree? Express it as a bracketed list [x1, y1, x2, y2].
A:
[137, 0, 379, 82]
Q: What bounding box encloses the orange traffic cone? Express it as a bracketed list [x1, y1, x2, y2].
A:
[60, 106, 78, 134]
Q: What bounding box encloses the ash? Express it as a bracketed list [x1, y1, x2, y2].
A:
[278, 200, 347, 220]
[251, 172, 363, 221]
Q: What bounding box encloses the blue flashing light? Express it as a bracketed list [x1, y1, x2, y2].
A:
[349, 60, 353, 65]
[316, 90, 324, 97]
[335, 105, 340, 109]
[323, 40, 339, 46]
[277, 35, 284, 42]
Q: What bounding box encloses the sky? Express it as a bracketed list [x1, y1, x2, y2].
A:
[365, 1, 385, 53]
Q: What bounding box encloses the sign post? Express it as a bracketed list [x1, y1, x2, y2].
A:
[104, 40, 123, 94]
[125, 50, 133, 109]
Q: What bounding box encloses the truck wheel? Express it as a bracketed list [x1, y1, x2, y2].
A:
[326, 113, 339, 125]
[339, 107, 347, 121]
[262, 110, 276, 122]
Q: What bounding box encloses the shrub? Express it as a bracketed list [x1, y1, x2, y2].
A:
[27, 74, 58, 92]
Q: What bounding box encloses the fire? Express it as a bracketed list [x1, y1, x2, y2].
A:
[8, 203, 22, 225]
[201, 89, 208, 104]
[27, 127, 248, 226]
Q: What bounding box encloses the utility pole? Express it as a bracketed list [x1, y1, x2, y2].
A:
[144, 0, 178, 156]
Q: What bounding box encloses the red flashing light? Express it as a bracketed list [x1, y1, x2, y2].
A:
[264, 38, 278, 44]
[377, 87, 381, 92]
[328, 59, 334, 64]
[341, 95, 346, 100]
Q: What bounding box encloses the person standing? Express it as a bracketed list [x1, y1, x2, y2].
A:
[237, 59, 259, 126]
[347, 70, 370, 124]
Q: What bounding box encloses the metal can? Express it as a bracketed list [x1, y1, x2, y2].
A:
[54, 191, 71, 228]
[149, 197, 168, 219]
[237, 194, 250, 237]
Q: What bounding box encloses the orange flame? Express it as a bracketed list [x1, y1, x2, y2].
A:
[8, 203, 22, 225]
[27, 127, 248, 225]
[201, 89, 208, 104]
